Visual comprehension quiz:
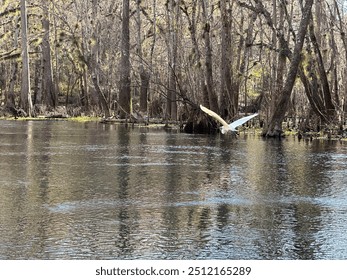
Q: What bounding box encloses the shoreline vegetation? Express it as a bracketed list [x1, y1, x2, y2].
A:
[1, 107, 346, 142]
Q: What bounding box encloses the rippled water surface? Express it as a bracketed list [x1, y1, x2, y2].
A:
[0, 120, 347, 259]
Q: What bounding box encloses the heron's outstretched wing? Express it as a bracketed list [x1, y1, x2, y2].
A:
[200, 105, 229, 132]
[229, 113, 258, 131]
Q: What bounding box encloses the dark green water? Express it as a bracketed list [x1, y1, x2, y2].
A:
[0, 120, 346, 259]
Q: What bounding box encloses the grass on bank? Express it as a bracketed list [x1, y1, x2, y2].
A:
[0, 116, 100, 122]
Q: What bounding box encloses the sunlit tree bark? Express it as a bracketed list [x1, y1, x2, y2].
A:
[41, 0, 56, 107]
[136, 0, 150, 114]
[220, 0, 233, 117]
[6, 16, 20, 109]
[308, 18, 335, 118]
[334, 0, 347, 121]
[119, 0, 131, 118]
[271, 0, 286, 121]
[180, 0, 205, 105]
[264, 0, 314, 137]
[85, 0, 111, 118]
[20, 0, 33, 116]
[201, 0, 218, 113]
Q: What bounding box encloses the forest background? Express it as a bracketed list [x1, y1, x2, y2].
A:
[1, 0, 347, 137]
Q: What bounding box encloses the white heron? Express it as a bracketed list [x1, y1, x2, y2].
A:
[200, 104, 258, 134]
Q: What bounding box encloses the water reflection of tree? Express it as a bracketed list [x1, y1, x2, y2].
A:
[113, 126, 137, 257]
[291, 203, 323, 259]
[243, 138, 329, 259]
[160, 133, 187, 257]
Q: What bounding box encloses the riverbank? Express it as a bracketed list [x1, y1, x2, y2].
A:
[0, 115, 183, 131]
[1, 115, 346, 141]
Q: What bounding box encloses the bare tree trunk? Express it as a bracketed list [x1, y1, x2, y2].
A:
[136, 0, 150, 114]
[298, 64, 326, 121]
[330, 29, 340, 112]
[165, 0, 178, 121]
[52, 5, 61, 105]
[308, 18, 335, 117]
[271, 0, 286, 120]
[119, 0, 132, 118]
[41, 0, 56, 108]
[334, 0, 347, 120]
[33, 50, 42, 105]
[20, 0, 33, 116]
[181, 0, 205, 105]
[6, 16, 20, 108]
[220, 0, 233, 118]
[201, 0, 218, 113]
[238, 9, 257, 113]
[82, 0, 110, 118]
[7, 61, 18, 108]
[79, 65, 88, 110]
[264, 0, 314, 137]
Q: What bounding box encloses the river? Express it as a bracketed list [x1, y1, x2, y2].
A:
[0, 120, 346, 259]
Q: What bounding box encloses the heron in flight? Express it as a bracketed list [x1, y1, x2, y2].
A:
[200, 105, 258, 134]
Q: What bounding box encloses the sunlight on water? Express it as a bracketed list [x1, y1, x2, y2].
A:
[0, 120, 347, 259]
